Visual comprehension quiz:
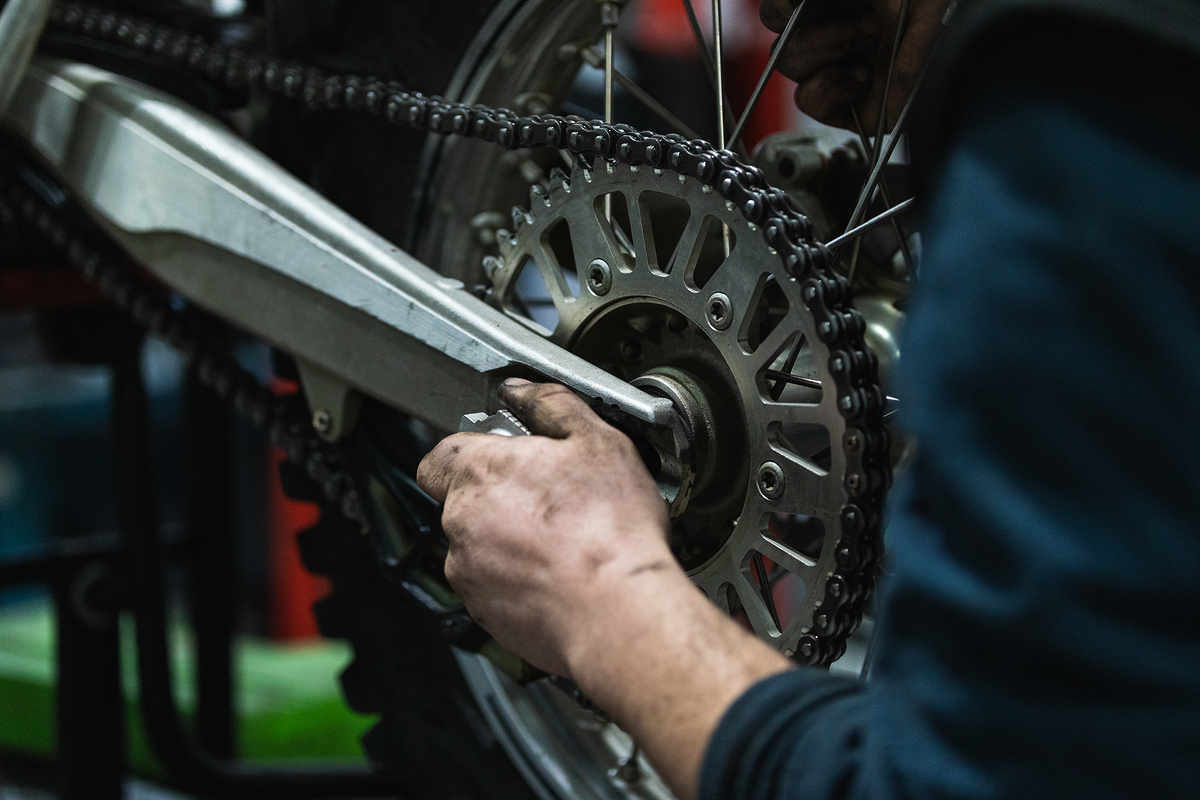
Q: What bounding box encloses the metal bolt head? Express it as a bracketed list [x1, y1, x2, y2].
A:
[757, 461, 785, 501]
[587, 258, 613, 296]
[706, 292, 733, 331]
[620, 340, 643, 362]
[312, 408, 333, 435]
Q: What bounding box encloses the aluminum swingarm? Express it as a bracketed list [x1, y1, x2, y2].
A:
[2, 57, 679, 440]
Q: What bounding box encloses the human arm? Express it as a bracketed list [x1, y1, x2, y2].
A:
[416, 379, 792, 800]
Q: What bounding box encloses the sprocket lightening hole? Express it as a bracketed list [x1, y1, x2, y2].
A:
[768, 421, 831, 476]
[592, 191, 635, 271]
[544, 217, 579, 297]
[758, 331, 823, 404]
[508, 254, 561, 334]
[636, 191, 690, 276]
[682, 216, 736, 290]
[768, 513, 826, 563]
[739, 275, 790, 354]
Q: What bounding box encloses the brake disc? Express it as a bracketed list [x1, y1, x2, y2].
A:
[486, 158, 866, 656]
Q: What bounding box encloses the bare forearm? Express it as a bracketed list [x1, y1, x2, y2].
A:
[564, 557, 793, 800]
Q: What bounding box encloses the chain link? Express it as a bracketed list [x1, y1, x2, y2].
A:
[24, 1, 891, 665]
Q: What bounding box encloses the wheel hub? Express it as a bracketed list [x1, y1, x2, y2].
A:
[571, 298, 748, 568]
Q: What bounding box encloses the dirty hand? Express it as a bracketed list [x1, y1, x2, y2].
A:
[419, 380, 792, 800]
[760, 0, 952, 131]
[416, 379, 674, 678]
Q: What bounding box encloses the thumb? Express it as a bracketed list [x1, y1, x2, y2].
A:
[498, 379, 605, 440]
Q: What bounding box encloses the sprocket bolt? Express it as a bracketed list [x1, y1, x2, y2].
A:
[586, 258, 612, 296]
[706, 292, 733, 331]
[757, 461, 785, 501]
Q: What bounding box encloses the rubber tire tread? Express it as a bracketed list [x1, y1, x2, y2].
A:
[283, 461, 535, 800]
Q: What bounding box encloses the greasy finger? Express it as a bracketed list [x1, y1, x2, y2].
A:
[416, 432, 488, 501]
[498, 379, 605, 440]
[773, 17, 879, 86]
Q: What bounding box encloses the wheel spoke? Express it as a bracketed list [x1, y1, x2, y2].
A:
[600, 2, 619, 220]
[711, 0, 726, 148]
[845, 235, 864, 283]
[884, 394, 900, 422]
[872, 0, 911, 146]
[841, 62, 927, 236]
[750, 320, 799, 372]
[581, 46, 701, 140]
[826, 197, 914, 250]
[588, 188, 635, 270]
[765, 369, 821, 392]
[679, 0, 741, 148]
[751, 552, 782, 630]
[626, 191, 656, 272]
[849, 104, 915, 278]
[768, 332, 806, 399]
[727, 0, 810, 150]
[709, 0, 735, 255]
[614, 67, 702, 141]
[670, 209, 712, 280]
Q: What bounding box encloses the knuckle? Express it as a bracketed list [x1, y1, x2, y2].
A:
[441, 497, 474, 540]
[443, 551, 463, 585]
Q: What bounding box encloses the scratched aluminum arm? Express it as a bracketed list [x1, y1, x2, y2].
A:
[3, 58, 677, 438]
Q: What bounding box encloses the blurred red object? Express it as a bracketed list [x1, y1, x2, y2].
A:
[0, 264, 104, 311]
[267, 376, 331, 641]
[627, 0, 792, 151]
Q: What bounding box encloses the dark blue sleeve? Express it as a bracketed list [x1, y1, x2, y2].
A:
[699, 26, 1200, 800]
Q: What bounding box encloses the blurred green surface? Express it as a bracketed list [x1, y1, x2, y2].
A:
[0, 595, 375, 775]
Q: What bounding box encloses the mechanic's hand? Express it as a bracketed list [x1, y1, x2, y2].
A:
[761, 0, 952, 131]
[416, 379, 674, 678]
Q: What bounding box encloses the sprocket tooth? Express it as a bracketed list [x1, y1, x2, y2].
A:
[496, 228, 515, 256]
[481, 255, 502, 282]
[511, 205, 532, 230]
[529, 183, 551, 209]
[548, 167, 570, 194]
